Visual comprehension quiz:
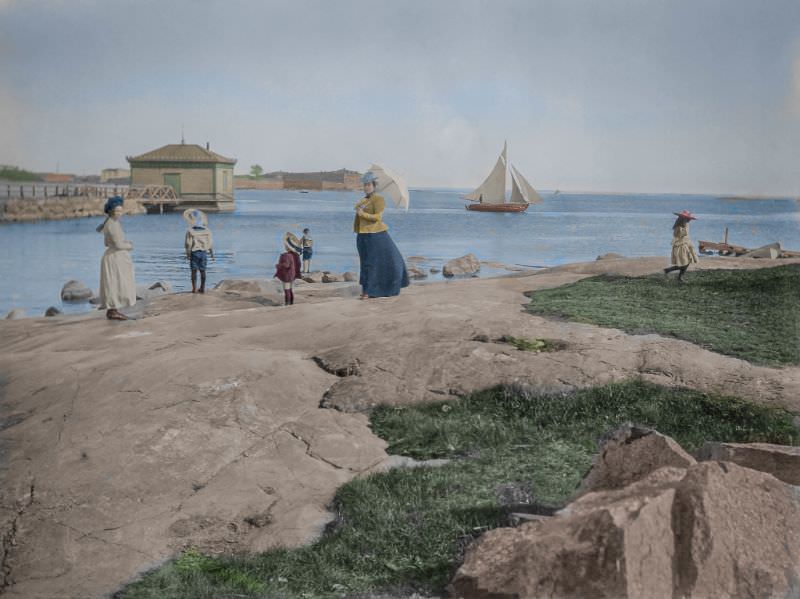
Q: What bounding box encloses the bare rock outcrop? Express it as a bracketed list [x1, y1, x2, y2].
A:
[443, 253, 480, 277]
[451, 433, 800, 599]
[695, 441, 800, 485]
[213, 279, 264, 294]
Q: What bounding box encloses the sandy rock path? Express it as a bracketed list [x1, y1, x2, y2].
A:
[0, 257, 797, 598]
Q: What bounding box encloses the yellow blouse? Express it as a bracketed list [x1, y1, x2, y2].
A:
[353, 193, 389, 234]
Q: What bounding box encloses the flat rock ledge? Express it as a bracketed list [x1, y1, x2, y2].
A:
[451, 427, 800, 599]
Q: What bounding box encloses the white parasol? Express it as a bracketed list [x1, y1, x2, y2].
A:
[367, 163, 409, 211]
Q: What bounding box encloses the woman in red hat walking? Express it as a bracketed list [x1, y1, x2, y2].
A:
[664, 210, 698, 282]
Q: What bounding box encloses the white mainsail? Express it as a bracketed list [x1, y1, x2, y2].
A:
[465, 142, 507, 203]
[510, 164, 544, 204]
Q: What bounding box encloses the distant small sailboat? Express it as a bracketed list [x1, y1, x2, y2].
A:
[464, 142, 543, 212]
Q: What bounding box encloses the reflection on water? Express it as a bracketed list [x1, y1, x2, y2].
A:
[0, 188, 798, 315]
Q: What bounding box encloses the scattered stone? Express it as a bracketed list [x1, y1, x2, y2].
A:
[343, 271, 358, 282]
[322, 273, 342, 283]
[406, 264, 428, 280]
[695, 441, 800, 485]
[61, 280, 93, 301]
[596, 252, 625, 261]
[443, 253, 480, 277]
[4, 308, 26, 320]
[44, 306, 61, 317]
[213, 280, 263, 294]
[244, 512, 272, 528]
[472, 333, 490, 343]
[302, 271, 324, 284]
[573, 425, 696, 499]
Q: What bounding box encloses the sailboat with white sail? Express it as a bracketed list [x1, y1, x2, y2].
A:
[464, 142, 543, 212]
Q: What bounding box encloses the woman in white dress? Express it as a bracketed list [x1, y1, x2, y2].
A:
[97, 196, 136, 320]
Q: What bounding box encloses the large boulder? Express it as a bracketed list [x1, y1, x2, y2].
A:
[443, 253, 480, 277]
[322, 273, 342, 283]
[343, 271, 358, 282]
[44, 306, 62, 317]
[573, 425, 696, 498]
[695, 442, 800, 485]
[60, 280, 93, 301]
[451, 437, 800, 599]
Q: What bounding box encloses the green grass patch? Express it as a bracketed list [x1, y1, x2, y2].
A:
[525, 265, 800, 366]
[117, 380, 798, 599]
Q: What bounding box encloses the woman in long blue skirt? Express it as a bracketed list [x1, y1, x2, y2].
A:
[353, 172, 409, 298]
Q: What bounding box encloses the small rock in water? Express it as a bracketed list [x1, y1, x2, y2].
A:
[89, 296, 101, 305]
[61, 280, 93, 301]
[148, 280, 173, 293]
[430, 267, 441, 274]
[443, 253, 480, 277]
[596, 252, 625, 261]
[302, 271, 324, 284]
[406, 265, 428, 280]
[44, 306, 62, 317]
[4, 308, 26, 320]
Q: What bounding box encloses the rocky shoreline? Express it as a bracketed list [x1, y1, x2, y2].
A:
[0, 196, 143, 223]
[0, 256, 798, 598]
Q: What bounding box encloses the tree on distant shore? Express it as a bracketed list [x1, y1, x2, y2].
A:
[250, 164, 264, 179]
[0, 166, 41, 182]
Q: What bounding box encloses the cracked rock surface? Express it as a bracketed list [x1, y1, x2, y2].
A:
[0, 257, 798, 598]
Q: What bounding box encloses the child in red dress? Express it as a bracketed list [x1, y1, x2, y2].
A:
[274, 232, 302, 305]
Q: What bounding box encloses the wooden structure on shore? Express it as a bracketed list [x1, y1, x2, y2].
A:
[698, 228, 800, 258]
[127, 142, 236, 211]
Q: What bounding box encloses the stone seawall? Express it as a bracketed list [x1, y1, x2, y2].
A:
[0, 196, 144, 223]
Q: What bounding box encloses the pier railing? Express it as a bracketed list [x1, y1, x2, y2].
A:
[3, 182, 131, 200]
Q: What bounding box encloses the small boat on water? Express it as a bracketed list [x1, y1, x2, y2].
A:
[464, 142, 543, 212]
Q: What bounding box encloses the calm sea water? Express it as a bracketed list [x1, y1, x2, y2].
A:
[1, 189, 798, 316]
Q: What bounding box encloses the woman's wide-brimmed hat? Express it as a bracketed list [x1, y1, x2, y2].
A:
[361, 171, 379, 185]
[284, 232, 302, 254]
[183, 208, 208, 228]
[104, 195, 124, 215]
[673, 210, 697, 220]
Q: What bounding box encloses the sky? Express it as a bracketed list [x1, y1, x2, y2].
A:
[1, 0, 799, 194]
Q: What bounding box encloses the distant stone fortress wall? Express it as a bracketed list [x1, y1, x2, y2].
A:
[235, 169, 362, 191]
